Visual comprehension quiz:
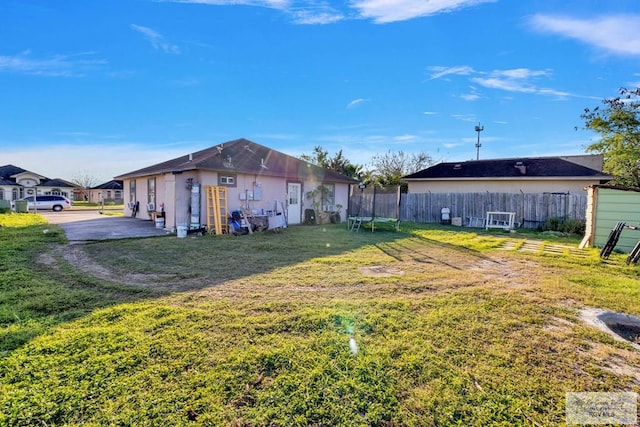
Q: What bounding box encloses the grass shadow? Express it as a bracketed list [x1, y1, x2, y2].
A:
[1, 221, 418, 354]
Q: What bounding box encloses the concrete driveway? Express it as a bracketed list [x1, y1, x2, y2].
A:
[39, 210, 172, 241]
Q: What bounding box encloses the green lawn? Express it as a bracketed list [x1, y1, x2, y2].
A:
[71, 201, 125, 215]
[1, 214, 639, 426]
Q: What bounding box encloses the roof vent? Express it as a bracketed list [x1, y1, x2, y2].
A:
[224, 155, 234, 168]
[514, 162, 527, 175]
[453, 164, 462, 170]
[188, 153, 193, 162]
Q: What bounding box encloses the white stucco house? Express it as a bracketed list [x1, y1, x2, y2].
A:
[0, 164, 77, 202]
[87, 180, 124, 204]
[114, 138, 358, 231]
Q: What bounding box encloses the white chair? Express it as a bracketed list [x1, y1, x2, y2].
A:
[441, 207, 451, 224]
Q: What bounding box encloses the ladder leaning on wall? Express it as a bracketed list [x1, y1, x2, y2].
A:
[205, 185, 228, 235]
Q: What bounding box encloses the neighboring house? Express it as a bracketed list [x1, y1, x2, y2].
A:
[402, 156, 612, 194]
[582, 185, 640, 253]
[114, 138, 358, 230]
[38, 178, 77, 199]
[88, 180, 124, 204]
[0, 164, 76, 202]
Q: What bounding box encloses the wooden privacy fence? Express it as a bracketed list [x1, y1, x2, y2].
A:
[399, 192, 587, 228]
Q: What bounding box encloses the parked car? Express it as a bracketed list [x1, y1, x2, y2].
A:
[18, 195, 72, 211]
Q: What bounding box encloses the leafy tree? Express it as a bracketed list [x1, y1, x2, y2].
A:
[582, 87, 640, 187]
[300, 146, 330, 168]
[369, 150, 434, 190]
[300, 146, 363, 179]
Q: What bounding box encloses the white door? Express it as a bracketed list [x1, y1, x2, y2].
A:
[287, 183, 301, 224]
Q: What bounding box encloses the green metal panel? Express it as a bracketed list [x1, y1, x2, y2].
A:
[14, 200, 28, 213]
[594, 188, 640, 253]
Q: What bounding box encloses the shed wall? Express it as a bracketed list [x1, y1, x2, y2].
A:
[593, 188, 640, 253]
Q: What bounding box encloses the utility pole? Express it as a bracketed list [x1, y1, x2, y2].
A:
[475, 123, 484, 160]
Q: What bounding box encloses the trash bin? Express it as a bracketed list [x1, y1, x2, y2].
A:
[15, 200, 28, 213]
[304, 209, 316, 225]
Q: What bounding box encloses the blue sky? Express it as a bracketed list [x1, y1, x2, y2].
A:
[2, 0, 640, 183]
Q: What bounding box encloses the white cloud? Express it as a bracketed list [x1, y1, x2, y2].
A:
[290, 3, 344, 24]
[427, 65, 475, 80]
[393, 134, 417, 142]
[169, 0, 496, 24]
[172, 0, 290, 7]
[350, 0, 496, 24]
[0, 51, 106, 77]
[529, 14, 640, 56]
[491, 68, 550, 79]
[443, 142, 463, 149]
[167, 0, 343, 25]
[460, 93, 480, 101]
[429, 65, 598, 100]
[291, 10, 343, 24]
[536, 88, 572, 98]
[347, 98, 369, 108]
[470, 68, 572, 98]
[471, 76, 536, 93]
[131, 24, 181, 54]
[423, 111, 438, 115]
[451, 114, 477, 122]
[426, 65, 575, 101]
[427, 65, 578, 100]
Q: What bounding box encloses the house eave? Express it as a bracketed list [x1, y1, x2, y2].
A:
[115, 166, 198, 180]
[116, 165, 357, 184]
[404, 176, 613, 182]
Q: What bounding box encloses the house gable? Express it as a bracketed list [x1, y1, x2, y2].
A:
[115, 138, 357, 184]
[0, 164, 28, 182]
[0, 164, 47, 187]
[114, 139, 357, 229]
[39, 178, 76, 188]
[0, 164, 77, 200]
[92, 180, 124, 191]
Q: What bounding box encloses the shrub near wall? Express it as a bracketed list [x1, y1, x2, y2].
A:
[542, 217, 586, 235]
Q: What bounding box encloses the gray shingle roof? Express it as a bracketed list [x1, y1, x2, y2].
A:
[403, 157, 613, 180]
[39, 178, 76, 188]
[92, 180, 123, 190]
[115, 138, 358, 184]
[0, 164, 28, 183]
